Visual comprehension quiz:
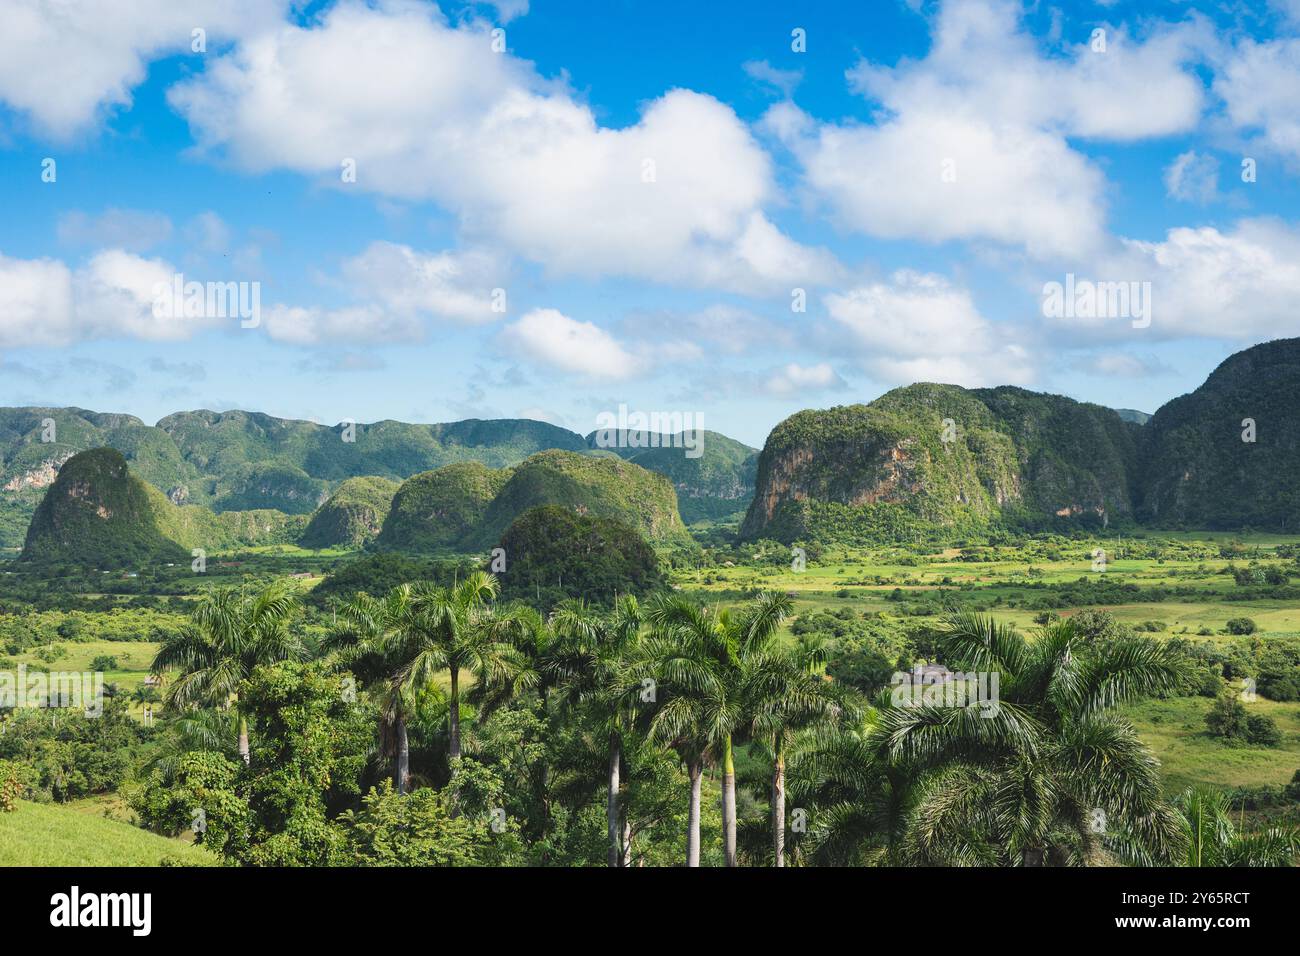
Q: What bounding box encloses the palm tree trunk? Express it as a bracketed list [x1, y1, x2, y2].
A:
[772, 741, 786, 867]
[394, 713, 410, 795]
[722, 733, 737, 867]
[237, 712, 250, 765]
[607, 732, 621, 868]
[621, 816, 633, 867]
[686, 758, 702, 867]
[448, 668, 461, 760]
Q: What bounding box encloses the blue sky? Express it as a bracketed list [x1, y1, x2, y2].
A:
[1, 0, 1299, 446]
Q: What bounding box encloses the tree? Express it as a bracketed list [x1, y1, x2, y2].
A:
[1206, 690, 1249, 740]
[392, 571, 536, 762]
[327, 585, 428, 794]
[644, 591, 791, 867]
[545, 596, 643, 867]
[151, 580, 305, 763]
[1171, 788, 1297, 867]
[798, 611, 1190, 866]
[744, 644, 861, 866]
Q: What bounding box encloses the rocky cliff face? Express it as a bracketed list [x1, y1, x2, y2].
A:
[741, 383, 1139, 543]
[1137, 338, 1300, 530]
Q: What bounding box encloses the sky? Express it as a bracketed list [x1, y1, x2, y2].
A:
[1, 0, 1299, 447]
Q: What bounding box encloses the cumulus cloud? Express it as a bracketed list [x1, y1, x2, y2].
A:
[0, 249, 225, 347]
[1215, 36, 1300, 164]
[500, 308, 641, 380]
[0, 0, 285, 138]
[773, 0, 1208, 258]
[340, 242, 505, 325]
[1077, 219, 1300, 340]
[261, 304, 422, 347]
[824, 271, 1035, 386]
[762, 362, 847, 397]
[167, 0, 836, 292]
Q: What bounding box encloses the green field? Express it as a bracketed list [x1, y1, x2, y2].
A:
[674, 534, 1300, 797]
[0, 801, 215, 866]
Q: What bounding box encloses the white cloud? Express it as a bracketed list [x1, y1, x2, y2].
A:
[341, 242, 505, 325]
[0, 0, 285, 138]
[775, 0, 1207, 258]
[1215, 37, 1300, 164]
[261, 304, 422, 347]
[168, 0, 835, 292]
[500, 308, 640, 380]
[762, 362, 846, 397]
[0, 254, 75, 347]
[0, 249, 225, 347]
[825, 271, 1035, 386]
[1084, 219, 1300, 340]
[1163, 150, 1220, 203]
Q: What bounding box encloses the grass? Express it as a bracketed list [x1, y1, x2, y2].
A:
[0, 800, 216, 866]
[672, 533, 1300, 796]
[1120, 696, 1300, 794]
[8, 639, 161, 704]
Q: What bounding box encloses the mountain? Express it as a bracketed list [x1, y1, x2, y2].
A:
[0, 406, 755, 549]
[377, 462, 511, 551]
[20, 448, 304, 566]
[20, 448, 188, 566]
[583, 429, 758, 523]
[474, 450, 692, 548]
[741, 383, 1142, 544]
[299, 476, 401, 548]
[1138, 338, 1300, 530]
[377, 451, 692, 552]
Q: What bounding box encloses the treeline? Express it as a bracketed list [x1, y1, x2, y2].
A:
[40, 576, 1288, 866]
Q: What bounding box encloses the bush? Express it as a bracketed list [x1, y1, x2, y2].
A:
[90, 655, 118, 672]
[1285, 770, 1300, 803]
[1196, 669, 1224, 698]
[1206, 691, 1249, 739]
[1245, 713, 1283, 747]
[1225, 617, 1257, 635]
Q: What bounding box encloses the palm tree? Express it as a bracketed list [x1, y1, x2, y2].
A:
[858, 610, 1190, 865]
[326, 585, 426, 794]
[644, 591, 792, 867]
[151, 580, 304, 763]
[395, 571, 536, 762]
[1153, 788, 1297, 867]
[744, 644, 861, 866]
[545, 596, 643, 867]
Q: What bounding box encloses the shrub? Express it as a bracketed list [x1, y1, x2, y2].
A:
[1205, 691, 1249, 740]
[1225, 617, 1257, 635]
[90, 655, 118, 672]
[1245, 713, 1282, 747]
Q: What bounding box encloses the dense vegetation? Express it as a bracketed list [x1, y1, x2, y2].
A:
[585, 429, 758, 523]
[743, 338, 1300, 544]
[378, 462, 511, 551]
[300, 476, 400, 548]
[493, 505, 664, 606]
